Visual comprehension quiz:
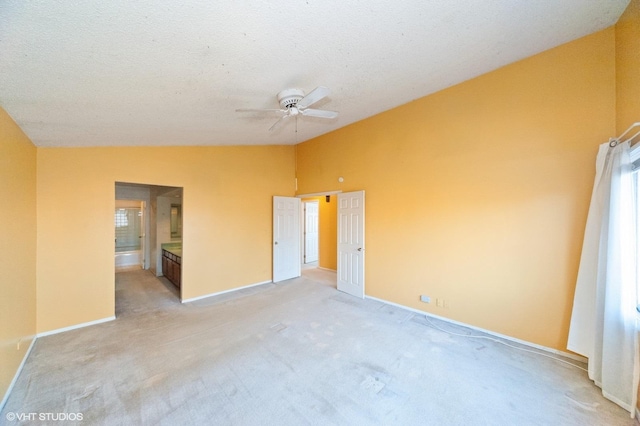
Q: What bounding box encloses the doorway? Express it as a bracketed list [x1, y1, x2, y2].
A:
[298, 194, 339, 272]
[272, 190, 366, 297]
[294, 191, 365, 297]
[115, 182, 184, 304]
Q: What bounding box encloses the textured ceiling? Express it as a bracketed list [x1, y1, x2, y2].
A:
[0, 0, 630, 147]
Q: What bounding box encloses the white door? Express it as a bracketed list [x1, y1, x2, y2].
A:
[140, 201, 146, 269]
[337, 191, 365, 298]
[273, 196, 301, 282]
[304, 201, 319, 263]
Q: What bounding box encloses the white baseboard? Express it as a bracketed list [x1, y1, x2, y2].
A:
[37, 316, 116, 338]
[317, 267, 337, 272]
[365, 295, 587, 364]
[181, 280, 272, 304]
[0, 336, 37, 412]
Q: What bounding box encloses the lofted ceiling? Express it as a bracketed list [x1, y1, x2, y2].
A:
[0, 0, 630, 147]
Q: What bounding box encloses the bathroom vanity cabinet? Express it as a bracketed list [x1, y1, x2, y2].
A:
[162, 248, 181, 289]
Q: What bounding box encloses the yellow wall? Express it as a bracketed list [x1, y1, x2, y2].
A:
[36, 146, 295, 333]
[616, 0, 640, 134]
[296, 29, 616, 351]
[0, 109, 37, 401]
[319, 196, 337, 270]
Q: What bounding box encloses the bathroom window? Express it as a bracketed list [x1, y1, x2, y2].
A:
[115, 208, 142, 252]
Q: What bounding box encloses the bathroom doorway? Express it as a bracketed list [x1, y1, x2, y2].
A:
[115, 182, 183, 317]
[114, 182, 184, 288]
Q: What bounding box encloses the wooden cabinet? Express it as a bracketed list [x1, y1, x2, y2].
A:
[162, 249, 181, 289]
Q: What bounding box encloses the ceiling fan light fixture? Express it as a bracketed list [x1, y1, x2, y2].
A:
[277, 88, 304, 109]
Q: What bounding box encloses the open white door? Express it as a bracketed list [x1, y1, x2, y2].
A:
[273, 196, 301, 282]
[337, 191, 365, 298]
[140, 201, 146, 269]
[304, 201, 319, 263]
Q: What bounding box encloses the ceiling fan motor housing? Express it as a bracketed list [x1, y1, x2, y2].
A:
[277, 88, 304, 109]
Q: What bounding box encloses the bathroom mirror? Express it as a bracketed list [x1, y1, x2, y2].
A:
[170, 204, 182, 238]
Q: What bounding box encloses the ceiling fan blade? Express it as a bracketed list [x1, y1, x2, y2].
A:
[236, 108, 286, 115]
[301, 108, 338, 119]
[296, 86, 330, 109]
[268, 114, 290, 131]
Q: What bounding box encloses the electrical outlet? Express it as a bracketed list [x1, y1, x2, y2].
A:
[420, 295, 430, 303]
[436, 298, 442, 307]
[16, 339, 21, 350]
[443, 299, 450, 309]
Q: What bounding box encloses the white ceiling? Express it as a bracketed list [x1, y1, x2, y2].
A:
[0, 0, 629, 147]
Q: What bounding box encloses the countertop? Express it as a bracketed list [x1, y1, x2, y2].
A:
[161, 243, 182, 258]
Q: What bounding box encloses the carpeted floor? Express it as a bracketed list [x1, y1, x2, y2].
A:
[1, 268, 636, 425]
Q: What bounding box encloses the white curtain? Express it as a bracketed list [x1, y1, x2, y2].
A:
[568, 141, 639, 417]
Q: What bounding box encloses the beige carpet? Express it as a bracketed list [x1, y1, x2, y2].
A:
[1, 268, 636, 425]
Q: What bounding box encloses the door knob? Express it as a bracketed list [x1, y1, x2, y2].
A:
[274, 241, 278, 245]
[357, 247, 362, 251]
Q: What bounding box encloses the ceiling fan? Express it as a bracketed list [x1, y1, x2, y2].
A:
[236, 86, 338, 131]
